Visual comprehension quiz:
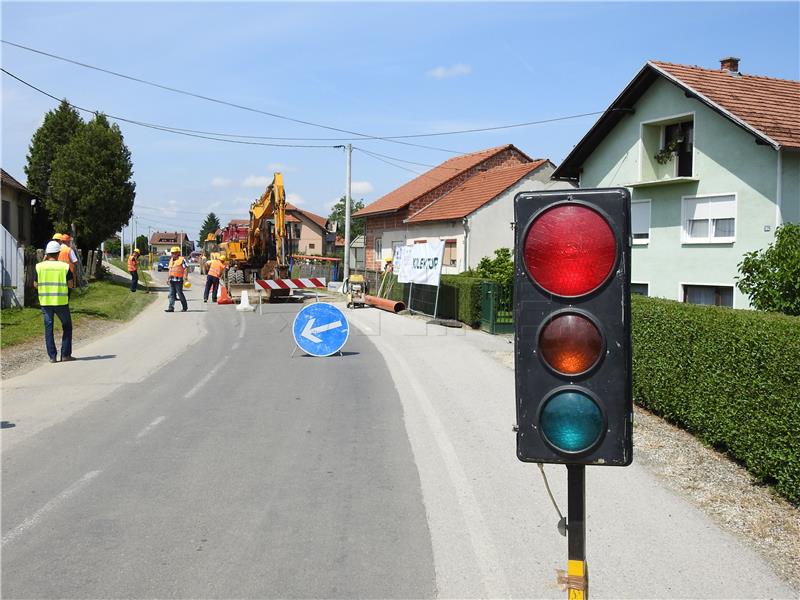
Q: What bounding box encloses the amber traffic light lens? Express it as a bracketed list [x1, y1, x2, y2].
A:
[524, 204, 617, 297]
[539, 313, 603, 376]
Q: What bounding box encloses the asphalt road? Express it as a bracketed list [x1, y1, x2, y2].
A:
[2, 270, 796, 599]
[2, 280, 435, 598]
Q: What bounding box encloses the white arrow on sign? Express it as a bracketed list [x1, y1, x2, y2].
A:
[301, 317, 343, 343]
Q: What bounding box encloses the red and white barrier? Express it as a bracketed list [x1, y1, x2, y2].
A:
[255, 277, 327, 291]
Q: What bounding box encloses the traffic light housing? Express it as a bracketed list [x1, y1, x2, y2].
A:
[514, 188, 632, 466]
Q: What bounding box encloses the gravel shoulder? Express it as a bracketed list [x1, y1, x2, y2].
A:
[491, 348, 800, 591]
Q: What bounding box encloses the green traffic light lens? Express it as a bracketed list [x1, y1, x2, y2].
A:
[540, 390, 604, 454]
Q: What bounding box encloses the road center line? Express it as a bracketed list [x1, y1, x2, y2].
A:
[184, 356, 229, 399]
[1, 470, 102, 547]
[136, 416, 166, 439]
[238, 315, 246, 339]
[231, 341, 240, 351]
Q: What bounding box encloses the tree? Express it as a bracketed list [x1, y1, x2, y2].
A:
[328, 196, 366, 240]
[24, 99, 84, 246]
[199, 212, 221, 243]
[48, 113, 136, 252]
[135, 235, 149, 255]
[736, 223, 800, 315]
[475, 248, 514, 286]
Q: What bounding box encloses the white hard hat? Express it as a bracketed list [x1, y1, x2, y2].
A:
[45, 240, 61, 254]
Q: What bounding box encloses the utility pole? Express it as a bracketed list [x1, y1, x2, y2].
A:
[120, 226, 124, 261]
[343, 143, 352, 282]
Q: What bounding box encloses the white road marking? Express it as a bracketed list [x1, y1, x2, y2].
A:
[136, 416, 166, 440]
[231, 341, 240, 351]
[1, 470, 102, 547]
[184, 356, 229, 399]
[388, 349, 511, 598]
[238, 315, 246, 339]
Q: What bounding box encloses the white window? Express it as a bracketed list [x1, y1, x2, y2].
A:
[631, 200, 651, 244]
[683, 284, 733, 308]
[631, 283, 649, 296]
[374, 237, 382, 258]
[682, 194, 736, 243]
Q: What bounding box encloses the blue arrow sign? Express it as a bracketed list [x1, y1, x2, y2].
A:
[292, 302, 349, 357]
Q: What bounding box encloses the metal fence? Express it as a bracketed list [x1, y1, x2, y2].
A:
[1, 225, 25, 308]
[480, 281, 513, 334]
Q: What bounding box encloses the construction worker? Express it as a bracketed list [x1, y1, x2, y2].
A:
[165, 246, 188, 312]
[34, 240, 75, 363]
[128, 248, 141, 292]
[55, 233, 79, 280]
[203, 253, 225, 303]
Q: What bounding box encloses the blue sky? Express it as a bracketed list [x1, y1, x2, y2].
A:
[2, 1, 798, 244]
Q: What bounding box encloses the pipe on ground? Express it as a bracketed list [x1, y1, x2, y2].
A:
[364, 295, 405, 313]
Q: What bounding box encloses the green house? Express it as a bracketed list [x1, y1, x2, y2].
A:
[553, 57, 799, 308]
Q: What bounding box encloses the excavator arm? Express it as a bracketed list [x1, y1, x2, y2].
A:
[247, 172, 286, 263]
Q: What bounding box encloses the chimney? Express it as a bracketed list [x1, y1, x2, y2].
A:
[720, 56, 740, 73]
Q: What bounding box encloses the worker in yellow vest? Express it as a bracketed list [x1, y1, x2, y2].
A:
[165, 246, 188, 312]
[128, 248, 141, 292]
[34, 240, 76, 363]
[203, 253, 225, 303]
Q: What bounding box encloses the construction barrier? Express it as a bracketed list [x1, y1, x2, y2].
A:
[255, 277, 326, 291]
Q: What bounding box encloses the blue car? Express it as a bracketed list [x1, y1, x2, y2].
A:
[157, 255, 171, 272]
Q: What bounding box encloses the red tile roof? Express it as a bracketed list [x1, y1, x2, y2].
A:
[150, 231, 188, 245]
[356, 144, 531, 217]
[405, 160, 549, 224]
[288, 206, 328, 231]
[227, 219, 249, 226]
[652, 61, 800, 149]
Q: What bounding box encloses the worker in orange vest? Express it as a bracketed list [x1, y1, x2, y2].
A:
[128, 248, 141, 292]
[165, 246, 188, 312]
[203, 253, 226, 303]
[53, 233, 79, 288]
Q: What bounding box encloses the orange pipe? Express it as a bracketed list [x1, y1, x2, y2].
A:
[364, 295, 405, 313]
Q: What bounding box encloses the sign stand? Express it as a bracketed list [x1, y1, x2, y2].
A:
[563, 464, 588, 599]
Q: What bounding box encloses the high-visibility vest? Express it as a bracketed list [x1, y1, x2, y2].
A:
[127, 254, 138, 272]
[58, 244, 76, 276]
[207, 259, 223, 278]
[169, 256, 186, 278]
[35, 260, 70, 306]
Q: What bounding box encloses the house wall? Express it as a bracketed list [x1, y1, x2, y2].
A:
[1, 184, 33, 245]
[579, 76, 796, 308]
[466, 169, 574, 268]
[292, 217, 326, 255]
[781, 150, 800, 224]
[402, 222, 467, 274]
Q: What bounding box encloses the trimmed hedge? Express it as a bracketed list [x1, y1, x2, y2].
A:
[381, 273, 486, 327]
[631, 295, 800, 504]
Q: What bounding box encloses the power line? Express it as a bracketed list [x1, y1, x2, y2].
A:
[1, 68, 341, 149]
[1, 39, 462, 154]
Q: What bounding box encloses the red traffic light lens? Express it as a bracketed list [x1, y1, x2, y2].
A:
[524, 204, 617, 297]
[539, 312, 603, 376]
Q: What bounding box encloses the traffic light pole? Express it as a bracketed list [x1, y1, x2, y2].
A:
[566, 464, 587, 599]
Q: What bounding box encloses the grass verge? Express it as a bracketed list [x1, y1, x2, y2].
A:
[1, 279, 156, 348]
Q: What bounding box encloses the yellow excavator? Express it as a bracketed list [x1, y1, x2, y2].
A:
[222, 172, 291, 292]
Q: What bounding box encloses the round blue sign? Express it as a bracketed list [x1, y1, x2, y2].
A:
[292, 302, 349, 357]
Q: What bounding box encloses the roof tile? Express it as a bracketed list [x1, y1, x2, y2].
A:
[356, 145, 527, 217]
[652, 61, 800, 148]
[405, 161, 548, 224]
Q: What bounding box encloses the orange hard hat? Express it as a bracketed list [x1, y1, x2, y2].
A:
[61, 234, 71, 242]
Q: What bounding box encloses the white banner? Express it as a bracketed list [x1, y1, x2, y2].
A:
[396, 240, 445, 286]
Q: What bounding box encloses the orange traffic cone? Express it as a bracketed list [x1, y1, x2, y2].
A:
[217, 284, 234, 305]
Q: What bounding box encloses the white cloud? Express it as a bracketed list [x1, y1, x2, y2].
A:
[242, 175, 271, 188]
[426, 63, 472, 79]
[287, 193, 305, 206]
[211, 177, 231, 188]
[351, 181, 374, 195]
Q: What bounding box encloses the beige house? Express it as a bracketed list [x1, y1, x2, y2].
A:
[286, 205, 332, 255]
[150, 231, 192, 255]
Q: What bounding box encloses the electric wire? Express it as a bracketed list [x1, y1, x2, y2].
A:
[1, 40, 462, 154]
[2, 41, 608, 145]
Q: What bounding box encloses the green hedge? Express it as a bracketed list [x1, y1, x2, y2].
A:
[631, 295, 800, 504]
[380, 273, 486, 327]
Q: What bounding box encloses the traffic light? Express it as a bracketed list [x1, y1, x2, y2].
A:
[514, 188, 632, 466]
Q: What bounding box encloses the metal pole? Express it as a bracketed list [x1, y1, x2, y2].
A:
[343, 143, 352, 282]
[408, 282, 414, 313]
[566, 464, 588, 599]
[432, 283, 441, 319]
[120, 227, 124, 261]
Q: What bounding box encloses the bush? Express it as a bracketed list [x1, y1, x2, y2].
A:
[631, 295, 800, 504]
[736, 222, 800, 315]
[475, 248, 514, 286]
